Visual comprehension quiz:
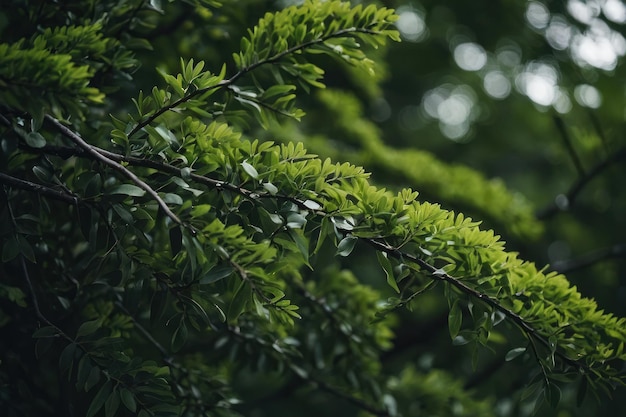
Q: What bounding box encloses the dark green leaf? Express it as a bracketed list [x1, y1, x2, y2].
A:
[2, 235, 20, 262]
[32, 326, 58, 338]
[377, 251, 399, 293]
[76, 320, 101, 338]
[200, 265, 235, 285]
[227, 280, 250, 323]
[448, 300, 462, 339]
[25, 132, 46, 148]
[108, 184, 146, 197]
[150, 289, 168, 325]
[120, 388, 137, 412]
[86, 380, 112, 417]
[17, 235, 36, 263]
[336, 235, 357, 257]
[545, 382, 561, 408]
[84, 367, 101, 392]
[505, 347, 526, 362]
[171, 317, 188, 352]
[58, 343, 76, 375]
[104, 387, 120, 417]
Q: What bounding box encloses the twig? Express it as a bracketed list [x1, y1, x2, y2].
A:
[45, 115, 185, 227]
[553, 115, 585, 178]
[113, 299, 175, 365]
[550, 244, 626, 274]
[361, 238, 588, 373]
[226, 326, 390, 416]
[18, 142, 594, 375]
[127, 27, 386, 138]
[537, 147, 626, 219]
[0, 172, 81, 206]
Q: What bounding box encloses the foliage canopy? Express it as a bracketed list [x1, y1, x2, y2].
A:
[1, 1, 625, 417]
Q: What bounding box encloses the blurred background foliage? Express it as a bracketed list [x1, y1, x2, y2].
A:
[1, 0, 625, 416]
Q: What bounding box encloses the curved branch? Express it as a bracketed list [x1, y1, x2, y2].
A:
[0, 171, 81, 206]
[537, 146, 626, 219]
[18, 142, 598, 375]
[44, 115, 185, 227]
[127, 27, 387, 138]
[550, 244, 626, 274]
[553, 115, 585, 178]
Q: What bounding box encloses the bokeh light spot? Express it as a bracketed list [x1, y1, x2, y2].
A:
[483, 71, 511, 99]
[574, 84, 602, 108]
[515, 62, 559, 106]
[603, 0, 626, 23]
[396, 8, 427, 42]
[453, 42, 488, 71]
[526, 1, 551, 29]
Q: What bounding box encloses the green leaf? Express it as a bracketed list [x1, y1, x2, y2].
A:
[227, 280, 250, 323]
[336, 235, 357, 257]
[150, 289, 168, 325]
[59, 343, 77, 375]
[171, 317, 188, 352]
[104, 388, 120, 417]
[32, 326, 58, 338]
[377, 251, 399, 293]
[2, 235, 20, 262]
[545, 382, 561, 408]
[505, 347, 526, 362]
[108, 184, 146, 197]
[120, 388, 137, 412]
[84, 366, 101, 392]
[25, 131, 46, 148]
[17, 235, 36, 263]
[76, 320, 101, 338]
[448, 300, 462, 339]
[86, 380, 112, 417]
[241, 160, 259, 179]
[200, 265, 235, 285]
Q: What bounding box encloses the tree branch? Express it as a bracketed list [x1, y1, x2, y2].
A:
[0, 172, 82, 206]
[550, 244, 626, 274]
[537, 146, 626, 219]
[553, 114, 585, 178]
[44, 115, 185, 227]
[17, 143, 596, 375]
[127, 27, 387, 138]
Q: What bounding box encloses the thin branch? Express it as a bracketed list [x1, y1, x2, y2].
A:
[113, 299, 175, 366]
[127, 26, 386, 138]
[227, 325, 390, 417]
[553, 114, 585, 178]
[19, 142, 594, 375]
[44, 115, 185, 227]
[550, 244, 626, 274]
[0, 172, 81, 206]
[361, 238, 588, 373]
[537, 146, 626, 219]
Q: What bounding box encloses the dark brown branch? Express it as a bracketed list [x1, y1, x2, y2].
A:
[45, 115, 185, 227]
[0, 172, 81, 206]
[553, 115, 585, 178]
[127, 27, 386, 138]
[537, 146, 626, 219]
[361, 238, 587, 373]
[19, 143, 593, 375]
[550, 244, 626, 274]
